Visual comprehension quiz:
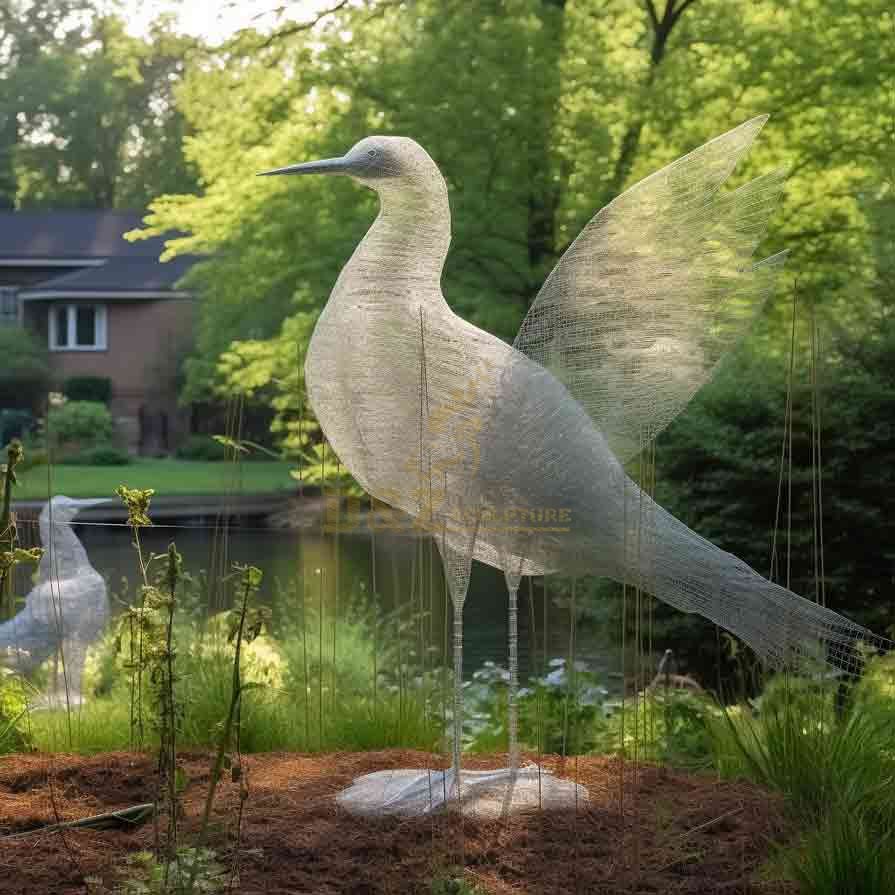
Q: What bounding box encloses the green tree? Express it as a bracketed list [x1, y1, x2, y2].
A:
[15, 14, 200, 209]
[0, 0, 93, 207]
[138, 0, 893, 608]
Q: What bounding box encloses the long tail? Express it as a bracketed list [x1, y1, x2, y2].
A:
[633, 501, 891, 676]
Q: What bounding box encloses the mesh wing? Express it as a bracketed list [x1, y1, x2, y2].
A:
[514, 116, 788, 462]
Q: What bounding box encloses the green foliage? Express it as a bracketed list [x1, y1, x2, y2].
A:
[47, 400, 114, 448]
[64, 444, 131, 466]
[779, 813, 895, 895]
[137, 0, 892, 448]
[708, 667, 895, 893]
[13, 15, 200, 209]
[463, 658, 611, 756]
[116, 485, 155, 528]
[653, 321, 895, 678]
[29, 572, 441, 756]
[429, 874, 489, 895]
[462, 656, 718, 762]
[63, 376, 112, 405]
[0, 410, 35, 447]
[0, 675, 32, 754]
[88, 847, 225, 895]
[174, 435, 228, 462]
[0, 327, 49, 410]
[1, 439, 43, 620]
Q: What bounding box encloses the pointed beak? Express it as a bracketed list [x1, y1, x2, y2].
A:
[258, 156, 349, 177]
[73, 498, 111, 510]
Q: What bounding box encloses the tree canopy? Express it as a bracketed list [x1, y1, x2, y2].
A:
[2, 0, 893, 652]
[0, 2, 199, 208]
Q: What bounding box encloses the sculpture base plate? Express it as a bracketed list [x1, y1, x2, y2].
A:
[336, 764, 588, 818]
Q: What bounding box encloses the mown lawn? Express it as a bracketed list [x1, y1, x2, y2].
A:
[15, 459, 297, 499]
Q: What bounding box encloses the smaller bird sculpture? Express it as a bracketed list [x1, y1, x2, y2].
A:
[0, 496, 109, 707]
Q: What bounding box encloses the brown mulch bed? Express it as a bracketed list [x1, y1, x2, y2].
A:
[0, 750, 793, 894]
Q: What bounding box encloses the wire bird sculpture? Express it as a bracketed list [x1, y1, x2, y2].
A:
[0, 496, 109, 707]
[261, 117, 890, 816]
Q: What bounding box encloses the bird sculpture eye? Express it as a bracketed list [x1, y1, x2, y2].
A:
[367, 149, 377, 158]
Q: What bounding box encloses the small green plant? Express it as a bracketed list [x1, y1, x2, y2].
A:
[463, 658, 611, 755]
[429, 871, 489, 895]
[709, 676, 895, 826]
[116, 485, 157, 746]
[0, 674, 33, 753]
[199, 563, 269, 843]
[1, 440, 44, 620]
[46, 399, 114, 447]
[65, 444, 131, 466]
[174, 435, 229, 462]
[0, 327, 50, 410]
[779, 812, 895, 895]
[88, 847, 226, 895]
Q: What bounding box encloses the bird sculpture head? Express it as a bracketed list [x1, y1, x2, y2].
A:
[259, 136, 442, 195]
[39, 495, 110, 526]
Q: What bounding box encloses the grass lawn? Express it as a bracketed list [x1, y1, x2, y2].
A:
[15, 459, 297, 499]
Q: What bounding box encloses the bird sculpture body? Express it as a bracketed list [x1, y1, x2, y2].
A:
[262, 118, 889, 816]
[0, 496, 109, 707]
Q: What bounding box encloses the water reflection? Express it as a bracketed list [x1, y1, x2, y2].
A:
[7, 501, 617, 696]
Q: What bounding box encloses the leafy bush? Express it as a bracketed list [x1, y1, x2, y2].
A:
[89, 847, 225, 895]
[0, 409, 35, 446]
[780, 812, 895, 895]
[429, 874, 489, 895]
[0, 327, 49, 410]
[655, 331, 895, 678]
[0, 675, 33, 754]
[64, 443, 131, 466]
[175, 435, 229, 462]
[463, 658, 611, 755]
[709, 675, 895, 827]
[46, 400, 113, 447]
[63, 376, 112, 405]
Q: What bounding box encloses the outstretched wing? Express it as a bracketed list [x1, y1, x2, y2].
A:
[514, 116, 787, 462]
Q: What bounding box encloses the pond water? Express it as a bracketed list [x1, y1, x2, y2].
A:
[63, 510, 619, 684]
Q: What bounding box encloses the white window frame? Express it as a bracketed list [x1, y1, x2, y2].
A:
[49, 303, 108, 352]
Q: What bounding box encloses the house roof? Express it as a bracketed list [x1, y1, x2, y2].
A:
[19, 255, 198, 301]
[0, 210, 173, 261]
[0, 210, 199, 301]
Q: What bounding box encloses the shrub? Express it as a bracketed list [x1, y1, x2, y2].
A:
[463, 658, 612, 755]
[709, 676, 895, 826]
[64, 443, 131, 466]
[46, 400, 113, 447]
[0, 327, 49, 410]
[0, 409, 35, 446]
[0, 675, 33, 754]
[175, 434, 229, 462]
[779, 812, 895, 895]
[63, 376, 112, 405]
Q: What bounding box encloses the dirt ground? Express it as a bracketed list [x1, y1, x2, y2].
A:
[0, 750, 793, 894]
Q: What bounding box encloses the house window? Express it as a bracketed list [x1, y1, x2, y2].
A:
[49, 304, 107, 351]
[0, 288, 17, 325]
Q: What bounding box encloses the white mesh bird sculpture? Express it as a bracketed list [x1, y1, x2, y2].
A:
[262, 117, 889, 816]
[0, 496, 109, 707]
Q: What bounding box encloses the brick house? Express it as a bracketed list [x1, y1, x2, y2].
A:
[0, 211, 198, 454]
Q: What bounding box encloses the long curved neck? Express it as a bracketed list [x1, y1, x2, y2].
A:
[348, 178, 452, 292]
[39, 513, 91, 579]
